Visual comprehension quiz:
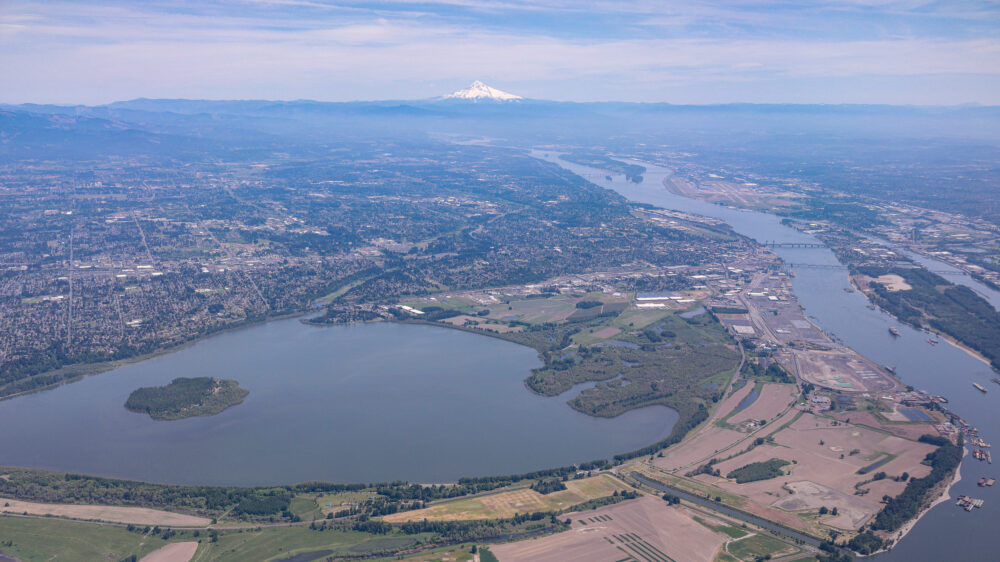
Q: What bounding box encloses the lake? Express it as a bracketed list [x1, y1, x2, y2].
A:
[0, 320, 677, 486]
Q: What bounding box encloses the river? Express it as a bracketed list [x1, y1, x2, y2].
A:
[537, 151, 1000, 560]
[0, 320, 676, 486]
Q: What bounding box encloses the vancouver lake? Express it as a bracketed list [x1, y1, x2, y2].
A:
[0, 319, 677, 486]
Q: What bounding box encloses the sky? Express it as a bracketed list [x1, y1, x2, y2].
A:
[1, 0, 999, 105]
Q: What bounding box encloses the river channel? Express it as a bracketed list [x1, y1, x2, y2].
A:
[0, 320, 676, 486]
[537, 151, 1000, 560]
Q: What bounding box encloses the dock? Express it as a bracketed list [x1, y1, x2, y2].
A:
[957, 496, 985, 512]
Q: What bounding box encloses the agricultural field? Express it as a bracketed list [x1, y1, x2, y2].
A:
[629, 464, 814, 535]
[0, 499, 211, 526]
[190, 527, 427, 562]
[382, 475, 630, 522]
[725, 383, 797, 426]
[655, 380, 798, 474]
[830, 409, 943, 441]
[659, 410, 939, 534]
[396, 545, 477, 562]
[488, 496, 796, 562]
[0, 515, 172, 561]
[141, 542, 199, 562]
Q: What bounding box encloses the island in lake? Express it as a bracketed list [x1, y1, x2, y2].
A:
[125, 377, 249, 421]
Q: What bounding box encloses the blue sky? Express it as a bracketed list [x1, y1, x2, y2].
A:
[1, 0, 998, 104]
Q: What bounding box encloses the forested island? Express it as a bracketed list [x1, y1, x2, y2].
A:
[125, 377, 249, 421]
[855, 265, 1000, 370]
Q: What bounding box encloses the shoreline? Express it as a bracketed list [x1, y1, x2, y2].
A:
[934, 331, 993, 370]
[867, 447, 964, 556]
[0, 309, 307, 404]
[848, 276, 997, 373]
[552, 155, 975, 557]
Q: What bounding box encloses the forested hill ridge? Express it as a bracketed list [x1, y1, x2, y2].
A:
[125, 377, 249, 420]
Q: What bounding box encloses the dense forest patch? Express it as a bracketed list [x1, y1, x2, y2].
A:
[125, 377, 249, 420]
[726, 458, 791, 483]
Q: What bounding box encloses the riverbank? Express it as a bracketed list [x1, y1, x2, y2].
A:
[535, 152, 977, 557]
[870, 448, 965, 557]
[848, 274, 997, 373]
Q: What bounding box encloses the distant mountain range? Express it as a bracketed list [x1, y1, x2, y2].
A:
[2, 84, 999, 162]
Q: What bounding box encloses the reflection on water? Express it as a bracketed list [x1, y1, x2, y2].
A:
[0, 320, 677, 486]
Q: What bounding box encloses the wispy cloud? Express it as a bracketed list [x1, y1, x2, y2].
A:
[1, 0, 997, 104]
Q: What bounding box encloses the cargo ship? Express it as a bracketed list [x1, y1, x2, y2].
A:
[888, 327, 900, 337]
[974, 382, 988, 393]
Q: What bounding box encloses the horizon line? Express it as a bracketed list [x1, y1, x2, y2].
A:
[3, 97, 996, 110]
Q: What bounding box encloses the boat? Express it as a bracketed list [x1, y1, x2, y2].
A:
[927, 338, 939, 345]
[992, 378, 1000, 386]
[888, 327, 900, 337]
[973, 383, 988, 393]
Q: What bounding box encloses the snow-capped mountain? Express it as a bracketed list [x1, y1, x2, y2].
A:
[445, 81, 522, 101]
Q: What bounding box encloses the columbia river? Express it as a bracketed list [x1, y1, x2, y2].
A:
[538, 151, 1000, 560]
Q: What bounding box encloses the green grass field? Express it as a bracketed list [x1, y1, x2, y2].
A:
[0, 515, 171, 561]
[288, 495, 321, 520]
[0, 514, 452, 562]
[191, 527, 433, 562]
[489, 296, 577, 324]
[289, 490, 377, 519]
[612, 309, 672, 330]
[726, 533, 797, 561]
[385, 544, 476, 561]
[692, 516, 750, 539]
